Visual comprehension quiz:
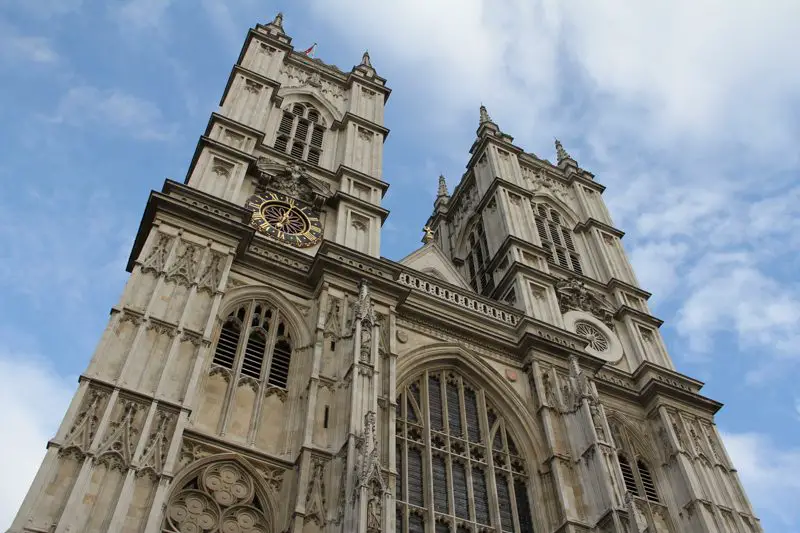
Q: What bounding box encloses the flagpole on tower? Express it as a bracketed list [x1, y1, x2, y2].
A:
[302, 42, 317, 58]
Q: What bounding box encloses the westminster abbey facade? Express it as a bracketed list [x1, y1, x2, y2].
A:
[9, 13, 762, 533]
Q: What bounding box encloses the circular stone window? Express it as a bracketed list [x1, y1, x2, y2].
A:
[563, 310, 623, 363]
[574, 321, 609, 353]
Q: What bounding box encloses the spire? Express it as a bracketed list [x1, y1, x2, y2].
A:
[437, 174, 449, 198]
[361, 50, 372, 68]
[555, 139, 577, 166]
[267, 11, 285, 33]
[479, 104, 493, 125]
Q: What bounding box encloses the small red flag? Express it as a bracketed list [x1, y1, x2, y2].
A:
[302, 43, 317, 57]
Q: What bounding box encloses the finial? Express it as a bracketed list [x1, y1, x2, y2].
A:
[361, 49, 372, 67]
[479, 104, 492, 124]
[555, 138, 573, 164]
[422, 225, 435, 244]
[437, 174, 449, 198]
[272, 12, 284, 29]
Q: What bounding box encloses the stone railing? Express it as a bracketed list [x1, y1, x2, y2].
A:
[398, 272, 521, 326]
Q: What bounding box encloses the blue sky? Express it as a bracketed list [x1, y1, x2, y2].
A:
[1, 0, 799, 530]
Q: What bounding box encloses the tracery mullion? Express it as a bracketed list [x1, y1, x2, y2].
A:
[479, 389, 502, 531]
[422, 371, 436, 530]
[248, 304, 278, 444]
[219, 300, 256, 436]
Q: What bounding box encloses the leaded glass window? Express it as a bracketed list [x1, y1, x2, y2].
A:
[396, 370, 535, 532]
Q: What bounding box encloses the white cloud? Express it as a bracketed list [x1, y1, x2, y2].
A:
[0, 351, 74, 528]
[1, 0, 83, 17]
[722, 431, 800, 529]
[47, 85, 177, 141]
[0, 34, 59, 64]
[112, 0, 175, 32]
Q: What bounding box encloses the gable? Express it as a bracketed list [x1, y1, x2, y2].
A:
[399, 242, 470, 290]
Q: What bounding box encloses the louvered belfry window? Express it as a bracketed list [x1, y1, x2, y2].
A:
[272, 102, 326, 165]
[396, 370, 535, 533]
[533, 203, 583, 274]
[211, 300, 294, 389]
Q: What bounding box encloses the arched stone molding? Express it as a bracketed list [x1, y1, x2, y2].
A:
[396, 342, 551, 526]
[164, 453, 280, 533]
[276, 88, 342, 125]
[452, 212, 484, 259]
[530, 193, 580, 228]
[218, 285, 313, 350]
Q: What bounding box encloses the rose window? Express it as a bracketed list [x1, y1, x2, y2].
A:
[575, 322, 609, 352]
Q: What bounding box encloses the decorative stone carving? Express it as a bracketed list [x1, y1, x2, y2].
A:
[376, 313, 390, 356]
[166, 241, 201, 285]
[358, 127, 373, 142]
[244, 79, 263, 94]
[305, 457, 327, 526]
[354, 280, 376, 363]
[555, 277, 615, 329]
[590, 403, 607, 441]
[281, 64, 344, 100]
[253, 157, 331, 206]
[141, 232, 173, 275]
[96, 398, 143, 471]
[164, 461, 270, 533]
[137, 410, 175, 477]
[61, 388, 109, 458]
[198, 250, 226, 294]
[323, 296, 342, 339]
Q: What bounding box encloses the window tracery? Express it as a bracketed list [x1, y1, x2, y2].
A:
[162, 460, 271, 533]
[396, 370, 534, 533]
[533, 203, 583, 274]
[612, 423, 661, 504]
[212, 300, 294, 390]
[273, 102, 326, 166]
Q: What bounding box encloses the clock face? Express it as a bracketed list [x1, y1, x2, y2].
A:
[245, 191, 323, 248]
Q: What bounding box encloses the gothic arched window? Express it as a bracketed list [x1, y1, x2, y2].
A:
[396, 370, 535, 533]
[465, 219, 493, 295]
[212, 300, 294, 389]
[273, 102, 326, 165]
[533, 203, 583, 274]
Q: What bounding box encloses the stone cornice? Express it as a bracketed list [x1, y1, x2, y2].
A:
[308, 241, 404, 296]
[345, 72, 391, 102]
[566, 170, 605, 194]
[635, 362, 722, 415]
[330, 191, 391, 223]
[334, 165, 390, 195]
[573, 217, 625, 239]
[339, 111, 390, 140]
[240, 235, 315, 281]
[219, 64, 282, 107]
[185, 136, 258, 184]
[606, 278, 652, 301]
[126, 180, 254, 272]
[204, 111, 266, 142]
[515, 315, 591, 358]
[614, 305, 664, 328]
[466, 133, 525, 169]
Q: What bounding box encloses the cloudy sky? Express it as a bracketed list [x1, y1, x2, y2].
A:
[1, 0, 799, 530]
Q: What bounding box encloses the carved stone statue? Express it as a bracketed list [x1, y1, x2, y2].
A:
[556, 277, 615, 329]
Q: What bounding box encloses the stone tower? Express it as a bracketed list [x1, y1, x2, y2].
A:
[9, 13, 761, 533]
